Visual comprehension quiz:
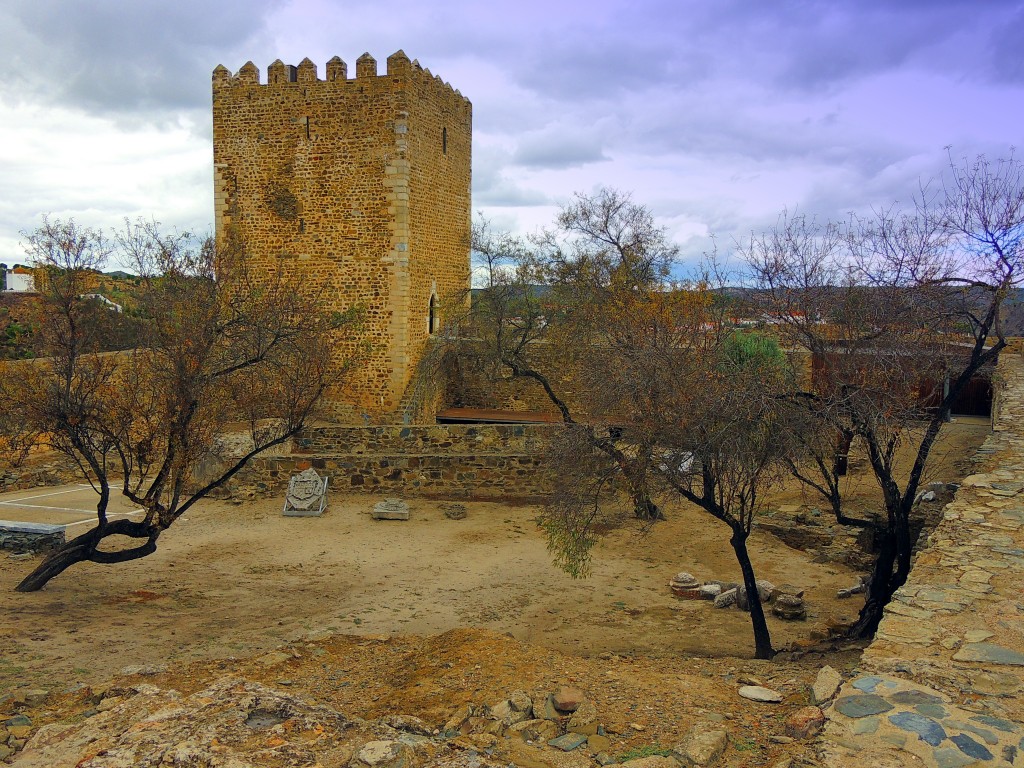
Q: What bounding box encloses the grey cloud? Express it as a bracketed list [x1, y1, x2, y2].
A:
[0, 0, 280, 116]
[991, 8, 1024, 83]
[473, 150, 551, 207]
[512, 131, 609, 169]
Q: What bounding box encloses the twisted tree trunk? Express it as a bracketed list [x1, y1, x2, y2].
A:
[15, 518, 160, 592]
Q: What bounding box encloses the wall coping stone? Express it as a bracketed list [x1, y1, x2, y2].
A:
[0, 520, 65, 535]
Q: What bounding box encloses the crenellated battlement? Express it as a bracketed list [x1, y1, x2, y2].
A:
[212, 50, 468, 103]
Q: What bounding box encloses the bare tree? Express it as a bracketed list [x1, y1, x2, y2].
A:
[745, 151, 1023, 636]
[541, 268, 792, 659]
[460, 191, 679, 521]
[2, 218, 350, 592]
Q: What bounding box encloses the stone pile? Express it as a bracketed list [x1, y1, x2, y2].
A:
[671, 573, 808, 621]
[770, 584, 808, 621]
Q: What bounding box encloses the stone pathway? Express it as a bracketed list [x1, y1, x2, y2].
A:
[818, 349, 1024, 767]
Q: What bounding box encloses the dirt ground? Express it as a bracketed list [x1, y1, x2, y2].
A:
[0, 491, 853, 692]
[0, 418, 990, 699]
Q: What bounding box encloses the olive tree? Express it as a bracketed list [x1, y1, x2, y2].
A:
[745, 152, 1023, 636]
[2, 218, 350, 592]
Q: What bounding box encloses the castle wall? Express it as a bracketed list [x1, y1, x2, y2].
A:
[212, 52, 471, 420]
[232, 423, 555, 500]
[404, 64, 473, 394]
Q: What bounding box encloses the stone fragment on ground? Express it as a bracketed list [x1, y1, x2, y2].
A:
[713, 588, 737, 608]
[784, 706, 825, 739]
[489, 689, 532, 725]
[811, 666, 843, 705]
[568, 699, 599, 734]
[672, 723, 729, 766]
[548, 732, 588, 751]
[440, 502, 467, 519]
[508, 718, 558, 743]
[772, 594, 807, 621]
[553, 686, 585, 713]
[738, 685, 783, 703]
[619, 756, 681, 768]
[351, 739, 415, 767]
[531, 693, 560, 721]
[372, 498, 410, 520]
[380, 713, 434, 736]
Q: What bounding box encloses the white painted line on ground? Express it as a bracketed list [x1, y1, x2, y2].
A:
[0, 485, 95, 503]
[0, 503, 102, 514]
[63, 509, 146, 528]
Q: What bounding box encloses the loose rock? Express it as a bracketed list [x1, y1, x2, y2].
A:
[784, 706, 825, 739]
[548, 732, 588, 751]
[508, 718, 558, 743]
[738, 686, 783, 703]
[489, 690, 532, 726]
[811, 666, 843, 705]
[351, 740, 415, 767]
[713, 589, 737, 609]
[772, 594, 807, 621]
[673, 724, 729, 767]
[568, 699, 599, 734]
[553, 686, 585, 713]
[381, 714, 433, 736]
[441, 503, 467, 520]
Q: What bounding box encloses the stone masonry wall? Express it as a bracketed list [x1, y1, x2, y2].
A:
[816, 344, 1024, 767]
[236, 423, 555, 500]
[212, 52, 471, 421]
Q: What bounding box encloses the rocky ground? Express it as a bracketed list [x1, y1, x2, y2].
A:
[4, 628, 867, 767]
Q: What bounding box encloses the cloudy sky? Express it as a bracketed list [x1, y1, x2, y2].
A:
[1, 0, 1022, 270]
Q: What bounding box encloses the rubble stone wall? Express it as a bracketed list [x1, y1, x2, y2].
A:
[237, 423, 556, 499]
[818, 342, 1024, 766]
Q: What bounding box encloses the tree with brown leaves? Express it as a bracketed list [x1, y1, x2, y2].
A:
[3, 218, 352, 592]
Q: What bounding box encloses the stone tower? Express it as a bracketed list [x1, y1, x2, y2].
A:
[212, 51, 472, 419]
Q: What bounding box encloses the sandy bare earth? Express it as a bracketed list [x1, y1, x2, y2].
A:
[0, 418, 990, 698]
[1, 491, 863, 695]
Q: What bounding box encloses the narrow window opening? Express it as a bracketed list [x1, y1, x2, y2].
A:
[442, 127, 447, 155]
[299, 218, 305, 233]
[429, 294, 437, 334]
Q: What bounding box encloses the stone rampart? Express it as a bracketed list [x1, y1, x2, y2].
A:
[817, 347, 1024, 766]
[237, 423, 556, 500]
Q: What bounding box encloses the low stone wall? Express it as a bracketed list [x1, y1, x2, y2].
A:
[0, 521, 65, 553]
[294, 424, 553, 456]
[0, 457, 82, 493]
[237, 423, 556, 500]
[817, 348, 1024, 766]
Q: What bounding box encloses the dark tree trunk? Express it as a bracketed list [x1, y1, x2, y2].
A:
[15, 519, 160, 593]
[631, 490, 665, 521]
[730, 529, 774, 660]
[851, 527, 899, 637]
